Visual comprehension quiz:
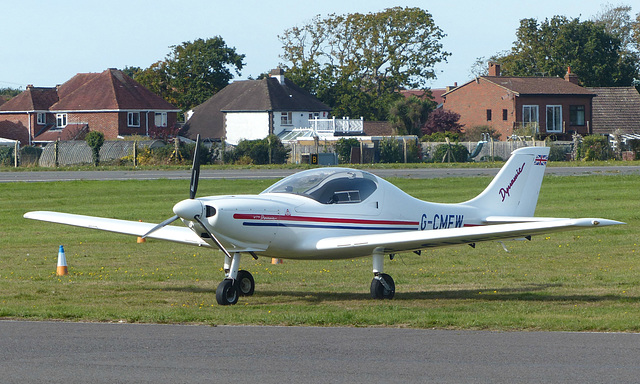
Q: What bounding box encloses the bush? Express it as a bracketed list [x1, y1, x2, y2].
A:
[432, 143, 469, 163]
[580, 135, 612, 161]
[335, 137, 359, 163]
[0, 146, 14, 166]
[548, 144, 569, 162]
[228, 135, 289, 164]
[421, 131, 461, 142]
[379, 137, 403, 163]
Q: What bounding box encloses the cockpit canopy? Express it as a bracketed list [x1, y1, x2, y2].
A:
[262, 168, 378, 204]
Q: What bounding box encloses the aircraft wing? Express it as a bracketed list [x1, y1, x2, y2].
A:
[24, 211, 209, 247]
[316, 218, 624, 254]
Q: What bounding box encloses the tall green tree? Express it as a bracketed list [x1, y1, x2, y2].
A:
[132, 37, 245, 112]
[388, 95, 435, 135]
[279, 7, 450, 120]
[494, 16, 637, 86]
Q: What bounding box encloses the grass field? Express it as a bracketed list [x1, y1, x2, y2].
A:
[1, 174, 638, 331]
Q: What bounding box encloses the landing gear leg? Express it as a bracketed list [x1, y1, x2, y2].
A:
[216, 252, 242, 305]
[370, 249, 395, 299]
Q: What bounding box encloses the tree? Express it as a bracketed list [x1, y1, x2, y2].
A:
[422, 109, 463, 136]
[493, 16, 638, 86]
[132, 37, 245, 111]
[85, 131, 104, 166]
[279, 7, 450, 120]
[388, 95, 435, 136]
[335, 137, 360, 163]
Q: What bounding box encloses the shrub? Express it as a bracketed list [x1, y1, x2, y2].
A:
[421, 131, 461, 142]
[229, 135, 289, 164]
[85, 131, 105, 166]
[379, 137, 403, 163]
[433, 143, 469, 163]
[335, 138, 359, 163]
[580, 135, 612, 161]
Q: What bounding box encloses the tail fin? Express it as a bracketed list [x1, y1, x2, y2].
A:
[464, 146, 550, 217]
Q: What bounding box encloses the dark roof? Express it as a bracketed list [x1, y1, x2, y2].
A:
[588, 87, 640, 135]
[0, 86, 59, 111]
[182, 77, 331, 140]
[445, 76, 595, 97]
[51, 69, 177, 111]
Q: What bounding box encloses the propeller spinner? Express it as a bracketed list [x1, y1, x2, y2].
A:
[140, 135, 232, 258]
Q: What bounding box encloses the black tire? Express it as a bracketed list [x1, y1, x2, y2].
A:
[216, 279, 239, 305]
[370, 273, 395, 300]
[235, 270, 255, 296]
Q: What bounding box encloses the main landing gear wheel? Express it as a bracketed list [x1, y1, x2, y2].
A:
[370, 273, 395, 300]
[216, 279, 239, 305]
[235, 270, 255, 296]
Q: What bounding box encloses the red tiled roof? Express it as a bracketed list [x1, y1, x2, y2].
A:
[0, 87, 59, 111]
[33, 123, 88, 142]
[480, 76, 595, 96]
[51, 69, 177, 111]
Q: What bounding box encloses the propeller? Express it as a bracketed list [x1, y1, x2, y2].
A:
[141, 135, 233, 258]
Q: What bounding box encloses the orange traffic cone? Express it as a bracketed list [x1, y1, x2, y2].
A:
[137, 220, 146, 243]
[56, 245, 68, 276]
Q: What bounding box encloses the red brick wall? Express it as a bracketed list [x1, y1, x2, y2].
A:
[443, 79, 516, 140]
[443, 78, 593, 140]
[514, 95, 592, 137]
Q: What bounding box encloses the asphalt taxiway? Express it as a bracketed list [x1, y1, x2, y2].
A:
[1, 321, 639, 384]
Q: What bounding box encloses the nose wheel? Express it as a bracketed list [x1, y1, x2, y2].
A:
[216, 269, 255, 305]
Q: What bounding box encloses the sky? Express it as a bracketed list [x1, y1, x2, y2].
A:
[2, 0, 637, 91]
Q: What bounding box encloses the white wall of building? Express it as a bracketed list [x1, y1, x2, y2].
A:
[225, 112, 270, 145]
[272, 110, 329, 136]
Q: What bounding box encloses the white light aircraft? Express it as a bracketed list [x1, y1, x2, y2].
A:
[24, 137, 624, 305]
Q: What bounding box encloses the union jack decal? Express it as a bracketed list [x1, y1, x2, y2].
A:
[534, 154, 548, 166]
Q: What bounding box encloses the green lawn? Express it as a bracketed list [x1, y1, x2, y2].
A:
[1, 174, 637, 331]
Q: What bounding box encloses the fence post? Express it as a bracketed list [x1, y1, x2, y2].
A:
[133, 141, 138, 167]
[14, 141, 19, 168]
[54, 140, 59, 168]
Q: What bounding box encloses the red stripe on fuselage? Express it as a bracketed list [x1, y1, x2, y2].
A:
[233, 213, 418, 226]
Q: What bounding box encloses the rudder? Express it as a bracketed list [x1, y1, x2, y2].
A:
[463, 146, 550, 217]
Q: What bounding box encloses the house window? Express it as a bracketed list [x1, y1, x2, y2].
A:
[56, 113, 67, 128]
[522, 105, 539, 131]
[570, 105, 585, 126]
[128, 112, 140, 127]
[486, 109, 492, 121]
[155, 112, 167, 127]
[502, 109, 508, 121]
[546, 105, 562, 132]
[37, 113, 46, 125]
[280, 112, 292, 125]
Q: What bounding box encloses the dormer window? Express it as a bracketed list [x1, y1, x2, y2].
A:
[37, 113, 46, 125]
[128, 112, 140, 127]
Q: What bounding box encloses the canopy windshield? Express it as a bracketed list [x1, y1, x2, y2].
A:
[261, 168, 378, 204]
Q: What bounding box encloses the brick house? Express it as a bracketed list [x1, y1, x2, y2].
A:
[442, 63, 595, 140]
[0, 68, 179, 145]
[181, 68, 331, 145]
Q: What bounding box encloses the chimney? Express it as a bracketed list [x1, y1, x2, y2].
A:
[564, 66, 579, 85]
[488, 62, 501, 77]
[269, 68, 285, 85]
